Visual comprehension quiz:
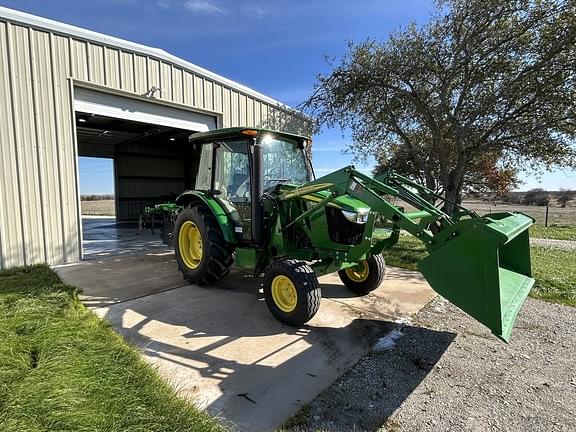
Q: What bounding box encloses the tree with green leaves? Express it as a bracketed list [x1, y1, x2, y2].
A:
[305, 0, 576, 212]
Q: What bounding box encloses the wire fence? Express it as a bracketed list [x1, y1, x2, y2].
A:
[464, 201, 576, 227]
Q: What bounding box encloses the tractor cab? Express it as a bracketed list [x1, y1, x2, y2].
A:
[189, 128, 313, 243]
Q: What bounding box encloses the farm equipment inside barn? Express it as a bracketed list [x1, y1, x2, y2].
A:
[154, 128, 535, 342]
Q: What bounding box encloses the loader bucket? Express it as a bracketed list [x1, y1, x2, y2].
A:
[417, 212, 534, 342]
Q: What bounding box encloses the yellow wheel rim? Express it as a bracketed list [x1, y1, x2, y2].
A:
[178, 221, 203, 269]
[271, 275, 298, 313]
[345, 260, 369, 282]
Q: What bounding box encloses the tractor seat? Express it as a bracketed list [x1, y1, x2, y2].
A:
[229, 173, 249, 197]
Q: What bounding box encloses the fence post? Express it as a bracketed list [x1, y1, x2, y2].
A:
[545, 205, 549, 227]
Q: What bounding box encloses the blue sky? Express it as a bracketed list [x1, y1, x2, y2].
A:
[1, 0, 574, 193]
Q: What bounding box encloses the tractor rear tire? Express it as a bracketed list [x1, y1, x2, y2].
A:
[174, 204, 234, 285]
[263, 259, 321, 326]
[338, 255, 386, 295]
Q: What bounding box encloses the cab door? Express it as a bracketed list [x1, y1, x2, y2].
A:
[211, 139, 253, 242]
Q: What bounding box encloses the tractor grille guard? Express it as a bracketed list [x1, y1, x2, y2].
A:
[325, 207, 364, 245]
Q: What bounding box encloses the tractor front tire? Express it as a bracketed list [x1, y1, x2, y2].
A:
[338, 255, 386, 295]
[264, 259, 321, 326]
[174, 204, 234, 285]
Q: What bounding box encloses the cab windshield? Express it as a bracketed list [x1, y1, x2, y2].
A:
[260, 135, 311, 189]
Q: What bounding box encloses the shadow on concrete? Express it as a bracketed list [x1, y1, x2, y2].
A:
[56, 217, 441, 431]
[92, 269, 452, 431]
[320, 283, 373, 299]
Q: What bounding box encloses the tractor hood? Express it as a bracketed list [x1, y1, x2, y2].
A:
[277, 184, 370, 213]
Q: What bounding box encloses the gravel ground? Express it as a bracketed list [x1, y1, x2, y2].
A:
[283, 298, 576, 432]
[530, 238, 576, 251]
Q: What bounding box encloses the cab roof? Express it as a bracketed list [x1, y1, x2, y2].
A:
[188, 127, 311, 143]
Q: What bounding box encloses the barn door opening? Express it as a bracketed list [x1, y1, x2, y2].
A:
[73, 88, 216, 259]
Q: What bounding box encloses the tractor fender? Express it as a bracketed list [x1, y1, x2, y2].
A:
[175, 191, 237, 244]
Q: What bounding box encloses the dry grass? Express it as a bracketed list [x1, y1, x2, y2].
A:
[390, 197, 576, 227]
[463, 199, 576, 227]
[81, 199, 115, 216]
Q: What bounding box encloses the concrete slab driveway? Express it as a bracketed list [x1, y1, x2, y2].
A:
[55, 251, 435, 431]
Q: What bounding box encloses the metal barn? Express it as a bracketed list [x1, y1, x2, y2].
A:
[0, 6, 309, 269]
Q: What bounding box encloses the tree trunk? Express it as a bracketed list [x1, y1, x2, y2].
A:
[422, 163, 438, 204]
[442, 156, 467, 216]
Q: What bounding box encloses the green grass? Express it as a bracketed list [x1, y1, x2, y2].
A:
[529, 224, 576, 241]
[530, 247, 576, 307]
[0, 265, 223, 432]
[384, 235, 576, 307]
[383, 235, 425, 272]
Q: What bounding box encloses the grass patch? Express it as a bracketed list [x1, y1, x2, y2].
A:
[530, 247, 576, 307]
[0, 265, 223, 432]
[281, 402, 311, 430]
[384, 235, 576, 307]
[529, 224, 576, 241]
[383, 235, 426, 271]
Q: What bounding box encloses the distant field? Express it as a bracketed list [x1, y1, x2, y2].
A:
[80, 199, 115, 216]
[393, 197, 576, 227]
[463, 200, 576, 227]
[79, 197, 576, 227]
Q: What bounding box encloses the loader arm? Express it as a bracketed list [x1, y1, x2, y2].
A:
[281, 166, 535, 342]
[281, 166, 451, 248]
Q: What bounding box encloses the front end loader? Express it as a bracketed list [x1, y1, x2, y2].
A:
[171, 128, 534, 342]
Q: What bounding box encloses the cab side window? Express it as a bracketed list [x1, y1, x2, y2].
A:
[214, 140, 251, 202]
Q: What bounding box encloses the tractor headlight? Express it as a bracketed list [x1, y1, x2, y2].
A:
[341, 208, 370, 224]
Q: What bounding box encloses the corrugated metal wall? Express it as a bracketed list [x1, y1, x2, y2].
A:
[0, 22, 79, 268]
[0, 16, 311, 268]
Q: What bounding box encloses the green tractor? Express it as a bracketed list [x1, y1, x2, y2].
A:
[171, 127, 534, 342]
